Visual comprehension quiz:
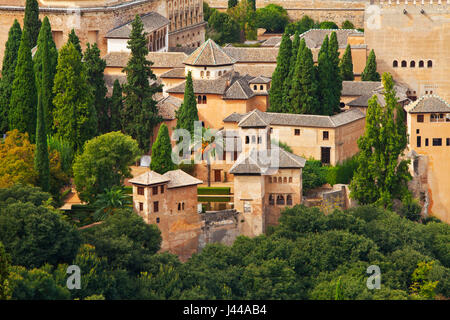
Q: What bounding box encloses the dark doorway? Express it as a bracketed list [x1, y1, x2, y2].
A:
[321, 147, 331, 165]
[214, 170, 221, 182]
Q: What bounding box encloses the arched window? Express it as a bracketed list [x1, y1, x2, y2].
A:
[401, 60, 407, 67]
[178, 203, 181, 210]
[268, 177, 272, 183]
[202, 95, 207, 104]
[269, 194, 274, 206]
[283, 177, 287, 183]
[286, 195, 293, 206]
[253, 85, 257, 90]
[393, 60, 398, 67]
[260, 85, 264, 90]
[198, 95, 202, 104]
[410, 61, 415, 68]
[276, 195, 285, 205]
[419, 60, 424, 68]
[182, 203, 185, 210]
[200, 71, 204, 77]
[278, 177, 282, 183]
[289, 177, 292, 183]
[427, 60, 432, 68]
[206, 71, 210, 77]
[218, 71, 222, 76]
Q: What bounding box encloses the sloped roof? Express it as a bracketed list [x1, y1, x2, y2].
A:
[160, 68, 186, 78]
[163, 169, 203, 188]
[104, 51, 187, 68]
[184, 39, 236, 66]
[248, 76, 271, 84]
[342, 81, 381, 96]
[222, 47, 279, 63]
[406, 95, 450, 114]
[233, 64, 276, 78]
[106, 12, 169, 38]
[237, 109, 269, 127]
[223, 78, 255, 100]
[156, 95, 182, 120]
[129, 170, 170, 186]
[167, 77, 230, 95]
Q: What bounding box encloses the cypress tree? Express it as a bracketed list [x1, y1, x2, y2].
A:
[23, 0, 41, 48]
[328, 32, 342, 113]
[34, 29, 50, 192]
[68, 29, 82, 56]
[282, 31, 300, 112]
[122, 15, 162, 152]
[150, 123, 176, 174]
[350, 72, 410, 208]
[109, 79, 123, 132]
[84, 43, 108, 134]
[288, 38, 306, 114]
[317, 35, 334, 115]
[34, 16, 58, 134]
[228, 0, 238, 8]
[339, 44, 354, 81]
[9, 29, 37, 142]
[298, 47, 320, 114]
[53, 42, 97, 152]
[361, 49, 381, 81]
[248, 0, 256, 11]
[0, 20, 22, 133]
[176, 71, 199, 136]
[268, 32, 291, 112]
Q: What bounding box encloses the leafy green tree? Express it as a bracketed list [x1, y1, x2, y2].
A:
[342, 20, 355, 29]
[409, 261, 439, 300]
[361, 49, 381, 81]
[0, 202, 81, 268]
[151, 123, 176, 174]
[93, 187, 132, 221]
[53, 42, 97, 152]
[228, 0, 257, 41]
[81, 209, 162, 274]
[207, 11, 241, 45]
[302, 159, 328, 192]
[268, 32, 291, 112]
[248, 0, 256, 11]
[328, 32, 343, 113]
[0, 242, 11, 300]
[34, 26, 50, 193]
[33, 17, 58, 134]
[109, 79, 123, 132]
[0, 183, 51, 208]
[228, 0, 238, 9]
[340, 44, 354, 81]
[317, 35, 334, 115]
[255, 4, 289, 33]
[176, 71, 199, 136]
[350, 73, 410, 208]
[84, 43, 108, 134]
[285, 15, 315, 35]
[0, 20, 22, 133]
[203, 1, 216, 22]
[9, 29, 37, 142]
[68, 29, 82, 55]
[23, 0, 41, 48]
[319, 21, 339, 29]
[122, 15, 162, 152]
[73, 131, 141, 202]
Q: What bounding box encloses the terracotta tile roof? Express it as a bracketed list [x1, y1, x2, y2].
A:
[104, 51, 187, 68]
[406, 95, 450, 114]
[163, 169, 203, 188]
[232, 108, 365, 128]
[223, 78, 255, 100]
[167, 77, 230, 95]
[229, 147, 306, 175]
[106, 12, 169, 38]
[184, 39, 236, 66]
[156, 95, 182, 120]
[129, 170, 170, 186]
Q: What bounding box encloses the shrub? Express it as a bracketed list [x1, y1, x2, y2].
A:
[303, 159, 328, 192]
[326, 155, 359, 186]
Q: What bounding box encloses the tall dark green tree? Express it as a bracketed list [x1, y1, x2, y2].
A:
[361, 49, 381, 81]
[339, 44, 354, 81]
[248, 0, 256, 11]
[109, 79, 123, 132]
[23, 0, 41, 48]
[53, 42, 97, 152]
[33, 16, 58, 134]
[228, 0, 238, 8]
[317, 35, 334, 115]
[298, 46, 320, 114]
[268, 32, 291, 113]
[176, 71, 199, 136]
[150, 123, 176, 174]
[84, 43, 108, 134]
[350, 72, 410, 208]
[34, 27, 50, 192]
[328, 32, 342, 113]
[122, 15, 162, 152]
[282, 31, 300, 111]
[288, 38, 305, 113]
[9, 29, 37, 142]
[68, 29, 82, 55]
[0, 20, 22, 133]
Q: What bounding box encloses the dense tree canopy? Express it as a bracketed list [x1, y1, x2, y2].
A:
[207, 10, 241, 45]
[23, 0, 41, 48]
[268, 32, 291, 113]
[255, 4, 289, 33]
[151, 124, 176, 174]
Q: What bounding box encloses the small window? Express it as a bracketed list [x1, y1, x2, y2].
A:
[417, 115, 424, 122]
[268, 177, 272, 183]
[294, 129, 300, 136]
[198, 95, 202, 104]
[401, 60, 407, 67]
[182, 203, 185, 210]
[416, 129, 420, 134]
[286, 195, 293, 206]
[419, 60, 424, 68]
[432, 138, 442, 146]
[139, 202, 143, 211]
[245, 136, 250, 144]
[253, 85, 257, 90]
[276, 195, 285, 205]
[257, 136, 262, 144]
[218, 71, 222, 76]
[417, 136, 421, 147]
[425, 138, 429, 146]
[154, 201, 159, 212]
[268, 194, 274, 206]
[260, 85, 263, 90]
[152, 186, 158, 195]
[251, 136, 256, 143]
[202, 95, 207, 104]
[447, 138, 450, 146]
[206, 71, 210, 77]
[393, 60, 398, 68]
[323, 131, 329, 140]
[278, 177, 282, 183]
[178, 203, 181, 211]
[200, 71, 204, 77]
[160, 185, 164, 194]
[283, 177, 287, 183]
[156, 217, 160, 223]
[427, 60, 432, 68]
[137, 187, 144, 195]
[410, 61, 415, 68]
[289, 177, 292, 183]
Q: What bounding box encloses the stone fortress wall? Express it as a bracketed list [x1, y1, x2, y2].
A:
[205, 0, 369, 28]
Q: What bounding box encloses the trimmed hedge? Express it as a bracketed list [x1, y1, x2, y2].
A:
[197, 187, 231, 195]
[198, 196, 231, 203]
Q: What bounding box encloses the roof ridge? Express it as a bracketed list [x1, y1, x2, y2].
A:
[278, 147, 304, 167]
